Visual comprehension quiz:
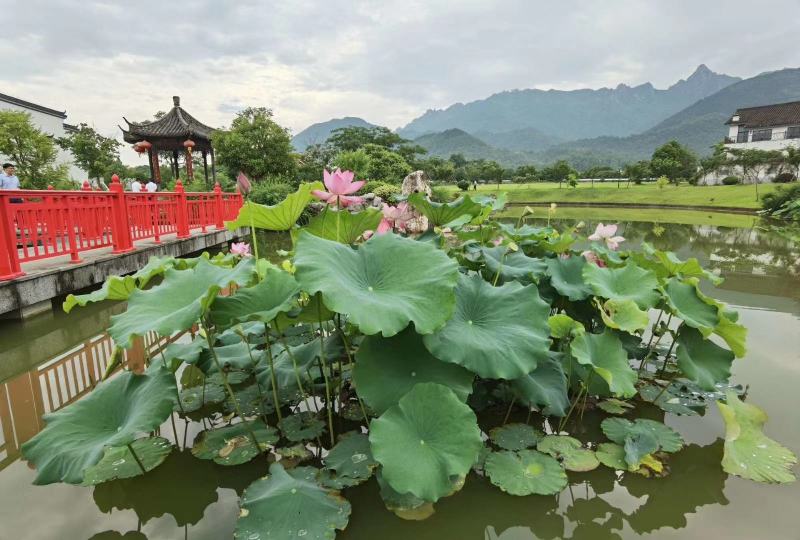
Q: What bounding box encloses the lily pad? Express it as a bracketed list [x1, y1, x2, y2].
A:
[192, 420, 278, 465]
[376, 470, 435, 521]
[21, 365, 177, 485]
[369, 382, 482, 502]
[302, 207, 383, 244]
[537, 435, 600, 472]
[109, 258, 255, 348]
[407, 193, 483, 227]
[595, 442, 629, 470]
[480, 246, 548, 285]
[485, 450, 567, 496]
[510, 353, 570, 417]
[223, 383, 275, 417]
[82, 437, 173, 485]
[597, 398, 634, 415]
[676, 327, 735, 391]
[279, 412, 326, 442]
[570, 330, 638, 398]
[583, 261, 660, 310]
[210, 266, 301, 328]
[225, 182, 323, 231]
[601, 417, 683, 465]
[545, 255, 592, 301]
[596, 298, 650, 334]
[294, 231, 459, 336]
[323, 432, 378, 482]
[638, 384, 702, 416]
[276, 444, 313, 463]
[423, 274, 551, 379]
[354, 328, 474, 415]
[178, 383, 226, 413]
[717, 391, 796, 483]
[234, 462, 351, 540]
[489, 423, 543, 451]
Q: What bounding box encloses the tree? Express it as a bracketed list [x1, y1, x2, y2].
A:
[540, 160, 574, 187]
[650, 140, 698, 183]
[327, 126, 404, 153]
[623, 160, 651, 186]
[775, 146, 800, 179]
[419, 156, 456, 183]
[362, 144, 412, 183]
[480, 160, 504, 189]
[295, 143, 335, 184]
[696, 144, 728, 185]
[513, 165, 538, 184]
[57, 123, 121, 185]
[449, 153, 467, 168]
[212, 107, 296, 182]
[724, 147, 778, 199]
[332, 149, 371, 180]
[0, 110, 69, 189]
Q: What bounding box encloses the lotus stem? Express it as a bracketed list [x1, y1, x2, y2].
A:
[272, 320, 311, 406]
[241, 329, 268, 416]
[317, 303, 336, 447]
[492, 252, 507, 286]
[263, 333, 283, 422]
[183, 419, 189, 449]
[126, 443, 148, 474]
[248, 200, 260, 262]
[558, 385, 585, 433]
[169, 412, 180, 450]
[337, 324, 371, 426]
[502, 397, 516, 425]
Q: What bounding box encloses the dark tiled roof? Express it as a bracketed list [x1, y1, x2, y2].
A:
[0, 92, 67, 119]
[726, 100, 800, 128]
[121, 96, 215, 143]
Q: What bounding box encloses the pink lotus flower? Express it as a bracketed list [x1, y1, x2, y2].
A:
[236, 172, 252, 195]
[230, 242, 251, 257]
[588, 223, 625, 250]
[380, 202, 413, 232]
[312, 169, 364, 207]
[581, 250, 606, 267]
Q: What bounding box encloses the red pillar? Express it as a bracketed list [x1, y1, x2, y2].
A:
[109, 174, 134, 254]
[175, 180, 190, 238]
[213, 182, 224, 229]
[0, 195, 24, 280]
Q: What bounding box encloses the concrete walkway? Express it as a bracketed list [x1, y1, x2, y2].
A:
[0, 227, 246, 319]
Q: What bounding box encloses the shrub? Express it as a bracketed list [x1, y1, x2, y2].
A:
[249, 182, 295, 206]
[457, 180, 470, 191]
[431, 186, 454, 202]
[773, 172, 797, 183]
[761, 183, 800, 215]
[656, 176, 670, 189]
[361, 180, 394, 195]
[721, 176, 740, 185]
[373, 183, 401, 201]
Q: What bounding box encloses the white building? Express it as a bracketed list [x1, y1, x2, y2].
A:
[0, 92, 87, 182]
[724, 100, 800, 151]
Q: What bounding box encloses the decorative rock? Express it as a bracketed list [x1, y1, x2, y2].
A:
[401, 170, 432, 197]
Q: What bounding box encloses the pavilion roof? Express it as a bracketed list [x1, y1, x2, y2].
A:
[120, 96, 216, 145]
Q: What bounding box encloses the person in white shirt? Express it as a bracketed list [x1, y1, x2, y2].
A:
[130, 179, 143, 192]
[145, 180, 158, 193]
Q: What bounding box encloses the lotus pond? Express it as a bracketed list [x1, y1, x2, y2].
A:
[0, 189, 798, 540]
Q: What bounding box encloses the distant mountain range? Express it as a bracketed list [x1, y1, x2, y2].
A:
[291, 65, 800, 168]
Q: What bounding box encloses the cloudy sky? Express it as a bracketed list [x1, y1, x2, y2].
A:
[1, 0, 798, 162]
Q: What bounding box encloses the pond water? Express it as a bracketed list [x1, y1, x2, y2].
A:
[0, 212, 798, 540]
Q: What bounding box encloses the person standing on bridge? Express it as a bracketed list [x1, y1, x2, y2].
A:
[130, 178, 143, 192]
[0, 163, 20, 190]
[145, 178, 158, 192]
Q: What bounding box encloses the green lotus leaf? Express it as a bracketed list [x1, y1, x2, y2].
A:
[82, 437, 173, 485]
[570, 330, 637, 398]
[376, 469, 435, 521]
[480, 245, 548, 285]
[675, 327, 735, 391]
[369, 382, 482, 502]
[537, 435, 600, 472]
[21, 365, 177, 485]
[354, 328, 474, 415]
[545, 255, 592, 301]
[301, 207, 383, 244]
[109, 258, 256, 348]
[489, 423, 543, 451]
[214, 370, 253, 387]
[640, 243, 723, 285]
[473, 192, 508, 212]
[601, 418, 683, 456]
[63, 275, 137, 313]
[294, 231, 459, 336]
[596, 398, 634, 415]
[210, 266, 301, 328]
[423, 274, 551, 379]
[583, 261, 660, 310]
[164, 337, 207, 368]
[285, 465, 321, 482]
[223, 384, 275, 417]
[323, 431, 378, 482]
[225, 182, 323, 231]
[715, 312, 747, 358]
[257, 334, 341, 393]
[595, 442, 629, 470]
[274, 291, 336, 328]
[276, 444, 313, 462]
[279, 411, 326, 442]
[663, 278, 719, 336]
[88, 532, 147, 540]
[192, 420, 278, 466]
[510, 353, 569, 416]
[638, 384, 701, 416]
[485, 449, 567, 496]
[718, 391, 797, 483]
[196, 338, 263, 375]
[235, 462, 351, 540]
[496, 222, 553, 242]
[622, 429, 659, 468]
[178, 382, 226, 412]
[179, 364, 205, 388]
[595, 298, 650, 334]
[407, 193, 482, 227]
[548, 313, 585, 339]
[317, 469, 363, 490]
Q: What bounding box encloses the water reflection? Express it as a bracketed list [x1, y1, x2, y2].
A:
[0, 216, 798, 540]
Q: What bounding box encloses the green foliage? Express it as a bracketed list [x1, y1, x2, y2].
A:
[457, 179, 470, 191]
[331, 149, 371, 179]
[651, 140, 698, 183]
[721, 175, 740, 185]
[361, 144, 412, 183]
[57, 123, 121, 181]
[0, 110, 66, 188]
[213, 107, 296, 182]
[761, 182, 800, 219]
[773, 172, 796, 183]
[248, 182, 296, 205]
[656, 176, 670, 189]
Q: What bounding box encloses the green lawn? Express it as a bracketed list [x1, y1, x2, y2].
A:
[442, 182, 777, 210]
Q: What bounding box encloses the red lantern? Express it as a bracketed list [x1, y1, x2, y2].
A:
[183, 139, 195, 149]
[138, 140, 152, 151]
[133, 143, 145, 155]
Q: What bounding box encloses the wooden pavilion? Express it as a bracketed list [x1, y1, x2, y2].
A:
[120, 96, 216, 186]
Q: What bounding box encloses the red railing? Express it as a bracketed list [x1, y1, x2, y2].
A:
[0, 175, 243, 280]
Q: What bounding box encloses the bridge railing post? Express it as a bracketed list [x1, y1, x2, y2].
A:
[213, 182, 224, 229]
[109, 174, 134, 254]
[175, 180, 190, 238]
[0, 194, 25, 280]
[63, 194, 82, 263]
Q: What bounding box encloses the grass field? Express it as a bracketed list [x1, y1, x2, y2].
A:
[442, 182, 777, 210]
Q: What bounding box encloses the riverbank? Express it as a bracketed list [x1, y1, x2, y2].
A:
[442, 182, 777, 210]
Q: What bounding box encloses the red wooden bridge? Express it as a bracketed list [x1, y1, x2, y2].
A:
[0, 175, 243, 281]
